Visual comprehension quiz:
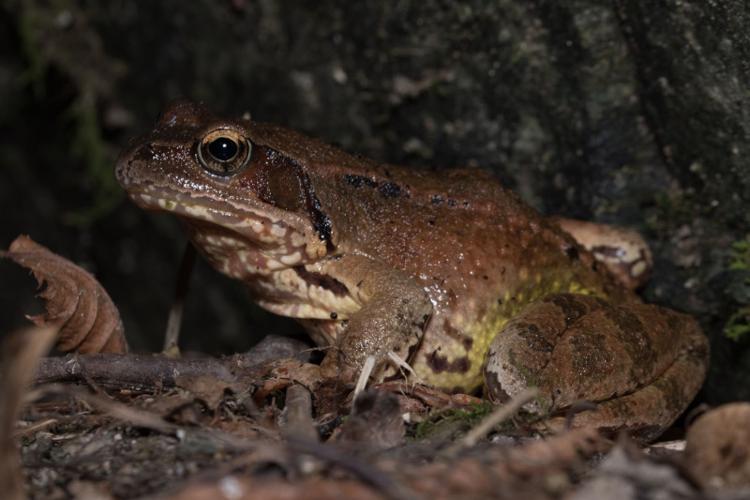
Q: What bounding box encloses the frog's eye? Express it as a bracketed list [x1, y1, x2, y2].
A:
[197, 129, 252, 176]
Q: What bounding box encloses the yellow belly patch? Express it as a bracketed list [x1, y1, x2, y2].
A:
[412, 275, 602, 392]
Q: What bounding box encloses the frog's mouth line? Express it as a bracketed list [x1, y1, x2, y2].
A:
[125, 185, 316, 271]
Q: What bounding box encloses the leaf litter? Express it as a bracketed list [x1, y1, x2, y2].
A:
[2, 236, 750, 499]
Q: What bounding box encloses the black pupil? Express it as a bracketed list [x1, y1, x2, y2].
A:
[207, 137, 238, 162]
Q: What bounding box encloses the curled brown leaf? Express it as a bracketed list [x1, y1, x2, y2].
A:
[2, 235, 128, 354]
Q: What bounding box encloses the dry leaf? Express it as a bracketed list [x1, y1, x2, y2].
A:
[0, 326, 57, 500]
[2, 235, 128, 354]
[685, 403, 750, 491]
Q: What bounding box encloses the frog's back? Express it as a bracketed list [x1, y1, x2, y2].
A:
[249, 120, 621, 304]
[249, 121, 514, 210]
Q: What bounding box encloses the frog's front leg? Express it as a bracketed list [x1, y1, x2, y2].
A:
[310, 254, 433, 383]
[484, 293, 708, 440]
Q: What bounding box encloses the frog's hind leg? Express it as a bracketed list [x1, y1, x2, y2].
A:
[483, 293, 708, 441]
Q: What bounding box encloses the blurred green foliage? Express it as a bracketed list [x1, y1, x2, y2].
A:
[13, 0, 125, 226]
[725, 236, 750, 341]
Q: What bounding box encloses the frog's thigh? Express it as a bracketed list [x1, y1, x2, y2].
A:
[484, 293, 708, 436]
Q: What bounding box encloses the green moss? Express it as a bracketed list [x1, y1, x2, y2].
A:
[724, 236, 750, 341]
[13, 0, 125, 226]
[729, 237, 750, 272]
[17, 3, 48, 97]
[64, 90, 123, 225]
[724, 308, 750, 342]
[412, 402, 494, 440]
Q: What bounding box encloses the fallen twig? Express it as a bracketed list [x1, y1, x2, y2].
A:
[445, 387, 539, 456]
[162, 243, 196, 356]
[33, 353, 236, 392]
[283, 384, 317, 442]
[33, 334, 314, 392]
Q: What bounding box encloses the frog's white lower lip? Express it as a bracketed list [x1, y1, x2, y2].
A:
[125, 184, 277, 229]
[124, 185, 319, 272]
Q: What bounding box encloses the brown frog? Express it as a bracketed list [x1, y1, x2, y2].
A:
[116, 102, 708, 439]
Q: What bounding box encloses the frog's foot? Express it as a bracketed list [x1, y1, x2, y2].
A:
[552, 217, 653, 290]
[319, 298, 430, 384]
[317, 258, 432, 384]
[484, 293, 708, 441]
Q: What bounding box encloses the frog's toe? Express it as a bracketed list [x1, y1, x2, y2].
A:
[319, 338, 418, 385]
[483, 293, 708, 440]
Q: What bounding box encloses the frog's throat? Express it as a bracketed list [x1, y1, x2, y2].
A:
[126, 186, 325, 275]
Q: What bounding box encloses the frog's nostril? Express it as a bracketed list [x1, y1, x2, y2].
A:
[129, 143, 156, 163]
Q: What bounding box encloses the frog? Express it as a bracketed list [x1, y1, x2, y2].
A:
[115, 101, 708, 439]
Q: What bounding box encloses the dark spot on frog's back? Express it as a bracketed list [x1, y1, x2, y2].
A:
[343, 174, 405, 199]
[545, 293, 590, 326]
[604, 306, 646, 336]
[344, 174, 377, 188]
[293, 266, 349, 296]
[378, 182, 402, 198]
[426, 350, 470, 373]
[602, 305, 657, 373]
[516, 322, 554, 353]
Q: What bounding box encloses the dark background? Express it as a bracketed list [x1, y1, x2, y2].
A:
[1, 0, 749, 403]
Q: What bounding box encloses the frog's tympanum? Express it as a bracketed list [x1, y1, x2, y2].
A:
[116, 102, 708, 440]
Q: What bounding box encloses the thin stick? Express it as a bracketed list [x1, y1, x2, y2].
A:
[13, 418, 58, 438]
[445, 387, 539, 456]
[163, 243, 196, 355]
[284, 385, 318, 442]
